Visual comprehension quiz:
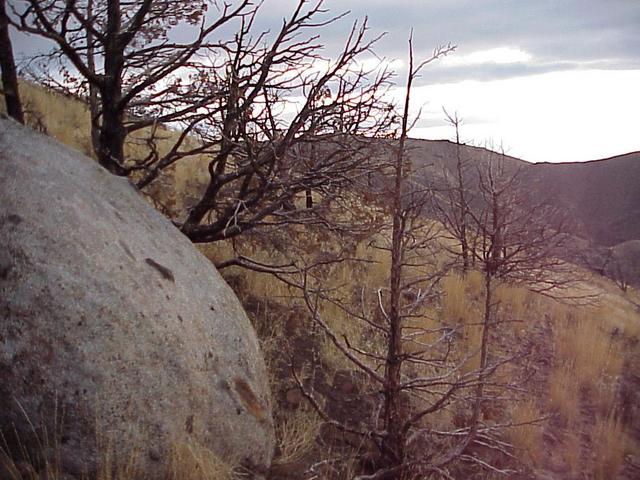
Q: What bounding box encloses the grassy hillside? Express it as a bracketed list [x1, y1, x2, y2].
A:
[2, 82, 640, 479]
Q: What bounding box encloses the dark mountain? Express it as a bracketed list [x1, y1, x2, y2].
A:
[406, 138, 639, 246]
[402, 138, 640, 285]
[524, 152, 640, 247]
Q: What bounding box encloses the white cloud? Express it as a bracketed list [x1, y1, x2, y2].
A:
[403, 69, 640, 162]
[440, 47, 533, 67]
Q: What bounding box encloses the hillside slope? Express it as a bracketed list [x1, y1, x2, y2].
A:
[525, 153, 640, 247]
[404, 138, 640, 248]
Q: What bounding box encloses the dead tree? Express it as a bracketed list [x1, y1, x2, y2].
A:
[462, 152, 583, 455]
[167, 5, 394, 243]
[286, 39, 525, 479]
[0, 0, 23, 123]
[14, 0, 395, 248]
[432, 109, 474, 273]
[12, 0, 252, 174]
[470, 155, 576, 293]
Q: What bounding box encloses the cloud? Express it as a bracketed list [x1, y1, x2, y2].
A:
[319, 0, 640, 83]
[403, 69, 640, 162]
[440, 47, 532, 67]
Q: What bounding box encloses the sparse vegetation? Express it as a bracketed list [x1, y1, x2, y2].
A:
[167, 439, 237, 480]
[592, 412, 628, 480]
[506, 399, 544, 467]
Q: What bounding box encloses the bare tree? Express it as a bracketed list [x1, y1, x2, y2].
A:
[12, 0, 252, 174]
[460, 152, 584, 461]
[432, 109, 474, 273]
[13, 0, 395, 248]
[172, 7, 395, 243]
[0, 0, 24, 123]
[470, 156, 576, 293]
[281, 39, 527, 480]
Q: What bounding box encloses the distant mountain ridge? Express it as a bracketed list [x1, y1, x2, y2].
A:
[404, 137, 640, 248]
[402, 138, 640, 286]
[525, 151, 640, 247]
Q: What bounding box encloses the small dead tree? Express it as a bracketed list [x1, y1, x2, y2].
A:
[0, 0, 24, 123]
[470, 155, 576, 293]
[462, 152, 580, 458]
[432, 109, 474, 273]
[285, 39, 527, 479]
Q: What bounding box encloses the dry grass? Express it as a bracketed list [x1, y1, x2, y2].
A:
[547, 363, 581, 426]
[494, 283, 531, 336]
[505, 400, 544, 467]
[441, 274, 469, 325]
[459, 322, 483, 375]
[592, 413, 628, 480]
[90, 417, 148, 480]
[273, 409, 322, 466]
[552, 306, 624, 391]
[562, 431, 582, 476]
[0, 401, 238, 480]
[0, 400, 67, 480]
[440, 271, 487, 375]
[544, 292, 637, 479]
[167, 439, 236, 480]
[404, 311, 442, 356]
[10, 81, 94, 155]
[465, 269, 485, 299]
[593, 379, 620, 417]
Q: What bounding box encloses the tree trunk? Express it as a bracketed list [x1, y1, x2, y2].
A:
[0, 0, 24, 124]
[305, 188, 313, 209]
[98, 0, 128, 176]
[382, 136, 406, 471]
[453, 117, 469, 273]
[381, 39, 415, 472]
[468, 271, 493, 443]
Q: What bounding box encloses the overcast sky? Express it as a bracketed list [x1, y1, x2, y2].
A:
[11, 0, 640, 163]
[260, 0, 640, 162]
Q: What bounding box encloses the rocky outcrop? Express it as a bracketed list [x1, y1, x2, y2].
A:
[0, 117, 274, 477]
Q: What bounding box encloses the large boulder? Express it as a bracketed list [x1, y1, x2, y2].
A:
[0, 117, 274, 477]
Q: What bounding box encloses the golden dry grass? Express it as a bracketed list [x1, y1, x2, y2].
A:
[552, 305, 624, 391]
[93, 419, 147, 480]
[547, 363, 581, 426]
[0, 400, 238, 480]
[273, 409, 322, 466]
[592, 413, 628, 480]
[167, 439, 236, 480]
[505, 400, 544, 467]
[465, 269, 485, 299]
[562, 431, 582, 476]
[495, 284, 530, 317]
[441, 274, 469, 325]
[10, 81, 94, 155]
